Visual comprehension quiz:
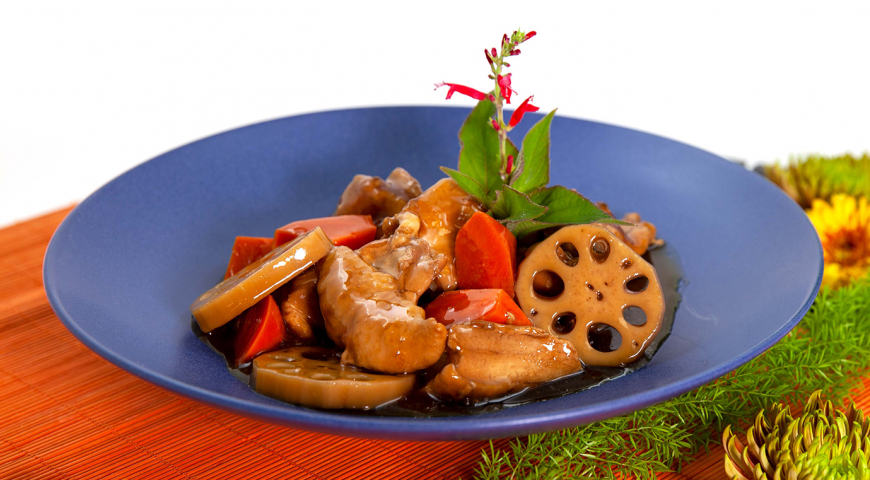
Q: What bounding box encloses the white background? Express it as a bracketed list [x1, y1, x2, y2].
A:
[1, 1, 868, 228]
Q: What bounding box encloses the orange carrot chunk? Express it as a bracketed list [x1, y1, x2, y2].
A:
[424, 289, 532, 327]
[234, 295, 285, 366]
[274, 215, 376, 250]
[224, 236, 275, 279]
[455, 211, 518, 298]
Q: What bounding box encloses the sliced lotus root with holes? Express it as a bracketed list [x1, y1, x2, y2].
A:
[252, 346, 415, 410]
[515, 225, 665, 367]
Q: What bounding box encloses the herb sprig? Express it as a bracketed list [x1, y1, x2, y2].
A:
[437, 30, 624, 239]
[474, 276, 870, 479]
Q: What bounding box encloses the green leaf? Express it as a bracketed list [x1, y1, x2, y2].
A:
[510, 109, 556, 193]
[506, 186, 628, 238]
[531, 186, 616, 224]
[489, 185, 548, 222]
[457, 98, 503, 206]
[440, 167, 489, 203]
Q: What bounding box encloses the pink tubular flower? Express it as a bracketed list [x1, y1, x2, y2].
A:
[509, 49, 521, 56]
[497, 74, 513, 104]
[491, 119, 500, 131]
[509, 96, 540, 127]
[506, 155, 514, 174]
[435, 82, 489, 101]
[484, 49, 493, 66]
[524, 31, 536, 41]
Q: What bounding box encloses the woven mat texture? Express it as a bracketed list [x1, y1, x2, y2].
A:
[9, 207, 864, 479]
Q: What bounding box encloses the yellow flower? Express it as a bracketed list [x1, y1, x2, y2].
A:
[807, 194, 870, 288]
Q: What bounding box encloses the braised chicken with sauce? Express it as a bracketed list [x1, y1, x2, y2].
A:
[191, 168, 668, 412]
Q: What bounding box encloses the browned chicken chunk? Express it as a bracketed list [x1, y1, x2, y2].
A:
[383, 178, 481, 291]
[317, 246, 448, 374]
[278, 268, 323, 341]
[596, 203, 662, 255]
[334, 168, 423, 227]
[357, 212, 448, 302]
[427, 322, 583, 402]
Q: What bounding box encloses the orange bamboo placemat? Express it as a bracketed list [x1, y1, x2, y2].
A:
[8, 207, 863, 479]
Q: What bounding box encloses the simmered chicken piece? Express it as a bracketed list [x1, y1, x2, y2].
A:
[427, 322, 583, 402]
[279, 269, 323, 341]
[357, 212, 448, 301]
[317, 246, 447, 374]
[595, 203, 662, 255]
[383, 178, 481, 291]
[334, 168, 423, 227]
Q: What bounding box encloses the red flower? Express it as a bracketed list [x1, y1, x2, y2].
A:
[509, 49, 521, 56]
[506, 155, 514, 174]
[484, 49, 493, 66]
[435, 83, 489, 101]
[524, 31, 536, 41]
[491, 119, 500, 131]
[497, 74, 513, 104]
[509, 96, 540, 127]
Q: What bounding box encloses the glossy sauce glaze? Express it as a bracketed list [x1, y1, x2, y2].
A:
[194, 243, 683, 417]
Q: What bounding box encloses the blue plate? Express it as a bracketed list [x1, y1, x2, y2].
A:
[43, 107, 822, 440]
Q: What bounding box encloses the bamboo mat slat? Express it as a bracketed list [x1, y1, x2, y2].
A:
[0, 206, 844, 479]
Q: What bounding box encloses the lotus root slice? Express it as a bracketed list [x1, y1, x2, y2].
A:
[515, 225, 665, 367]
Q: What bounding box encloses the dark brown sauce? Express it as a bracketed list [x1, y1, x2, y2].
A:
[194, 243, 683, 417]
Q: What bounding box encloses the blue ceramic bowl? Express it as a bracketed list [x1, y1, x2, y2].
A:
[43, 107, 822, 440]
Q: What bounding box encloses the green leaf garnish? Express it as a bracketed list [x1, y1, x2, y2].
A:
[529, 186, 623, 225]
[489, 185, 548, 223]
[509, 109, 555, 193]
[457, 98, 504, 207]
[440, 167, 489, 204]
[498, 186, 626, 238]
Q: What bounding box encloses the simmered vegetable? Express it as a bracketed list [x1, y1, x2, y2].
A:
[191, 228, 332, 333]
[252, 347, 415, 410]
[234, 295, 285, 366]
[224, 236, 274, 279]
[455, 211, 517, 297]
[424, 289, 532, 327]
[515, 225, 665, 367]
[274, 215, 376, 250]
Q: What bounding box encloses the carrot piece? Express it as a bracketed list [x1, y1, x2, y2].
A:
[274, 215, 376, 250]
[424, 289, 532, 327]
[234, 295, 285, 366]
[224, 236, 275, 279]
[455, 211, 518, 297]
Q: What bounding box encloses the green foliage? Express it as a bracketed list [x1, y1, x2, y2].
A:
[509, 109, 555, 194]
[764, 153, 870, 209]
[475, 275, 870, 479]
[458, 99, 504, 207]
[451, 100, 616, 238]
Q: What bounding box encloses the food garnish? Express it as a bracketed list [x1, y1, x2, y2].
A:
[436, 30, 626, 238]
